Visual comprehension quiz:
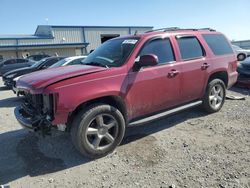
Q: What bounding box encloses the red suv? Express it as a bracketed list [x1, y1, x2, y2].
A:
[15, 28, 238, 158]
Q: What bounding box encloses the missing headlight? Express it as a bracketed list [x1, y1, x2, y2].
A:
[42, 94, 54, 119]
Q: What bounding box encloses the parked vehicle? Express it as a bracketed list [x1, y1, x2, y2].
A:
[15, 28, 238, 158]
[0, 55, 3, 62]
[26, 54, 50, 62]
[49, 56, 87, 68]
[232, 45, 250, 61]
[0, 58, 35, 76]
[237, 57, 250, 77]
[2, 56, 65, 89]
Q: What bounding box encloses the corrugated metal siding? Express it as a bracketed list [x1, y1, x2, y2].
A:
[27, 48, 76, 56]
[84, 28, 130, 51]
[52, 28, 83, 43]
[0, 50, 17, 59]
[17, 28, 83, 45]
[0, 40, 16, 46]
[18, 39, 53, 45]
[130, 28, 150, 34]
[232, 41, 250, 49]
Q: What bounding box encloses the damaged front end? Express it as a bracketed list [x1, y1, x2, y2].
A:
[15, 92, 56, 135]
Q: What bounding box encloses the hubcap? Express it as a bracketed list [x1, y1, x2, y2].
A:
[85, 114, 118, 151]
[238, 54, 245, 61]
[209, 84, 224, 109]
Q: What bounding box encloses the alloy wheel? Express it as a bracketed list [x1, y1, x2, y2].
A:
[85, 114, 119, 151]
[209, 84, 224, 110]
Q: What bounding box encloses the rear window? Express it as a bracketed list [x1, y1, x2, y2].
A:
[177, 36, 204, 60]
[202, 34, 233, 55]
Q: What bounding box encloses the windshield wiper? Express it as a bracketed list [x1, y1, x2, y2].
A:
[85, 62, 109, 68]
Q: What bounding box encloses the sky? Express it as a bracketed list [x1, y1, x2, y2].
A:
[0, 0, 250, 41]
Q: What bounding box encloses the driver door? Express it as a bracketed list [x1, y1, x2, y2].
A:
[127, 37, 181, 119]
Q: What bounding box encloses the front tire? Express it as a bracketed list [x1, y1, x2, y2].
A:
[70, 104, 125, 158]
[202, 79, 226, 113]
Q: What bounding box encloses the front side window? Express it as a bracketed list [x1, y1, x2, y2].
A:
[177, 36, 204, 60]
[42, 59, 59, 68]
[138, 38, 175, 64]
[83, 38, 139, 67]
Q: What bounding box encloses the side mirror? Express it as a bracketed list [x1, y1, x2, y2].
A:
[137, 54, 158, 68]
[89, 49, 94, 54]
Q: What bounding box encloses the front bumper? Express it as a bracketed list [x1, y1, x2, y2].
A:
[14, 106, 34, 130]
[15, 104, 52, 132]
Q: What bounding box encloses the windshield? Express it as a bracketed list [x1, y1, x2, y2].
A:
[50, 58, 69, 68]
[83, 38, 139, 67]
[30, 58, 48, 68]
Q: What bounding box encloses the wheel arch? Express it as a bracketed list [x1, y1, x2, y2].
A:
[66, 95, 128, 131]
[207, 71, 229, 88]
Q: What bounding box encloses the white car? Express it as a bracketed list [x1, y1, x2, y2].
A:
[232, 45, 250, 61]
[49, 55, 87, 68]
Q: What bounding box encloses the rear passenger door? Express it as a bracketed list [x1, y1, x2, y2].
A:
[176, 35, 208, 102]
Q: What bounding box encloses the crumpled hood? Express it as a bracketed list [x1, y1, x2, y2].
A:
[17, 65, 107, 91]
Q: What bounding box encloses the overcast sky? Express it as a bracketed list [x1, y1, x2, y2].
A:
[0, 0, 249, 41]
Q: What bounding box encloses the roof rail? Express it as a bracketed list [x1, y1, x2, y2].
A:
[146, 27, 216, 33]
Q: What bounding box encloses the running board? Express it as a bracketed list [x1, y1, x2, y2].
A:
[129, 100, 202, 126]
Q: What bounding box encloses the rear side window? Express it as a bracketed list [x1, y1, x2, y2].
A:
[139, 38, 175, 64]
[177, 36, 204, 60]
[202, 34, 233, 55]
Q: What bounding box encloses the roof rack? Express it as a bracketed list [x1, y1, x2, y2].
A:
[146, 27, 216, 33]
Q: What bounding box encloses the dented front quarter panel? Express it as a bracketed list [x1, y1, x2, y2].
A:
[43, 66, 129, 125]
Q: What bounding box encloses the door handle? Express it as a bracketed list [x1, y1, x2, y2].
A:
[201, 63, 210, 70]
[168, 69, 179, 78]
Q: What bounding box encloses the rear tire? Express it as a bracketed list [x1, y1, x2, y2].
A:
[70, 104, 125, 158]
[202, 79, 226, 113]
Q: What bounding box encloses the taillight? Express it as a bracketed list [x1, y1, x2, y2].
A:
[230, 60, 238, 72]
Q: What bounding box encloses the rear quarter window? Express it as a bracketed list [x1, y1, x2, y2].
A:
[202, 34, 234, 55]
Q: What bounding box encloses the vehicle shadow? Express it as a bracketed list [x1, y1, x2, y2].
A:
[229, 86, 250, 96]
[0, 97, 22, 108]
[0, 107, 206, 185]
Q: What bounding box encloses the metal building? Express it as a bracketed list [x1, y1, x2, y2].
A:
[232, 40, 250, 49]
[0, 25, 153, 59]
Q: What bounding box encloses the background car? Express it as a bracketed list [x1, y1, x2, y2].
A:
[0, 55, 3, 62]
[2, 56, 65, 88]
[232, 45, 250, 61]
[49, 55, 87, 68]
[237, 57, 250, 77]
[0, 58, 35, 76]
[26, 54, 50, 61]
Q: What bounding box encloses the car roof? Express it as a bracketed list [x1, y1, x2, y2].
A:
[65, 56, 87, 61]
[115, 28, 223, 41]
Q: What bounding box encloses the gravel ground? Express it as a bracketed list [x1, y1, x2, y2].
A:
[0, 79, 249, 188]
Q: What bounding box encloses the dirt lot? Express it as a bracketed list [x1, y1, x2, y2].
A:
[0, 79, 249, 188]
